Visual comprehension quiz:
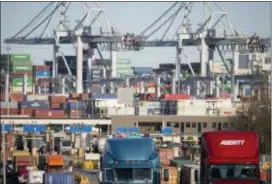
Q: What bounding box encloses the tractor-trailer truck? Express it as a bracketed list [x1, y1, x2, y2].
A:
[200, 131, 261, 184]
[98, 137, 162, 184]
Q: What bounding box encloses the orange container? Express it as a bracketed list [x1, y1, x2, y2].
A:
[159, 148, 174, 166]
[161, 166, 178, 184]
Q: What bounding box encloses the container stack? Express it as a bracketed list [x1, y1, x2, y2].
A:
[159, 148, 178, 184]
[33, 65, 52, 94]
[66, 100, 85, 118]
[9, 54, 33, 93]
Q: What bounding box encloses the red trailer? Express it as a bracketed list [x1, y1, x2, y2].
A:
[200, 131, 260, 184]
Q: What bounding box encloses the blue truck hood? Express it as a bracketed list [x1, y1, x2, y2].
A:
[105, 138, 154, 161]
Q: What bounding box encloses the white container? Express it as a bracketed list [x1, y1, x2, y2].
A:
[95, 99, 125, 108]
[107, 107, 117, 116]
[219, 108, 236, 116]
[11, 87, 33, 93]
[28, 170, 44, 184]
[221, 99, 232, 108]
[177, 99, 206, 108]
[85, 153, 100, 161]
[177, 107, 207, 116]
[26, 94, 49, 101]
[147, 87, 156, 93]
[139, 101, 161, 108]
[117, 107, 135, 115]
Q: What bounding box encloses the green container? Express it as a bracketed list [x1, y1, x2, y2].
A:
[11, 65, 33, 71]
[11, 60, 32, 66]
[12, 77, 33, 87]
[9, 54, 31, 62]
[170, 159, 195, 183]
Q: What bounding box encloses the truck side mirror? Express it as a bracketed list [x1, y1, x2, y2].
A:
[163, 169, 169, 181]
[98, 170, 103, 183]
[194, 170, 199, 183]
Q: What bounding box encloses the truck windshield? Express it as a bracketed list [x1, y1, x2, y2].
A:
[210, 164, 258, 180]
[114, 168, 152, 181]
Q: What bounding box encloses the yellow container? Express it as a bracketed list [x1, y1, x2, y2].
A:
[82, 161, 94, 170]
[78, 148, 84, 158]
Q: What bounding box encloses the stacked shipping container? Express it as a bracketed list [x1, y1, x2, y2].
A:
[9, 54, 33, 93]
[33, 65, 52, 94]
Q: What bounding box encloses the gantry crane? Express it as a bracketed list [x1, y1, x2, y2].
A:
[4, 2, 271, 95]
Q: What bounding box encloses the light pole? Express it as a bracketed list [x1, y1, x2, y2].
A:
[2, 47, 10, 184]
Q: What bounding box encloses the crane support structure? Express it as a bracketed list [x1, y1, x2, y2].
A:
[3, 2, 271, 94]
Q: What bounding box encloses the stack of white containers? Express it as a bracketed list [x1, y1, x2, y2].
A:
[138, 101, 161, 115]
[95, 99, 134, 116]
[177, 99, 207, 116]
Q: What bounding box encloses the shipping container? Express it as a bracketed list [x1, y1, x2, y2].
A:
[0, 125, 13, 132]
[161, 166, 178, 184]
[20, 101, 50, 109]
[91, 94, 118, 100]
[116, 107, 135, 115]
[9, 54, 31, 62]
[11, 65, 32, 71]
[50, 102, 63, 109]
[159, 148, 175, 166]
[0, 93, 24, 102]
[11, 70, 33, 76]
[66, 101, 85, 110]
[26, 94, 49, 101]
[0, 108, 19, 115]
[12, 77, 33, 87]
[68, 109, 84, 118]
[40, 88, 51, 94]
[161, 94, 191, 100]
[5, 133, 16, 149]
[36, 79, 51, 88]
[49, 96, 66, 103]
[1, 101, 18, 108]
[19, 108, 34, 117]
[11, 60, 32, 66]
[94, 99, 125, 108]
[79, 93, 89, 100]
[11, 87, 33, 93]
[35, 71, 51, 77]
[181, 164, 200, 184]
[33, 109, 65, 118]
[33, 65, 51, 71]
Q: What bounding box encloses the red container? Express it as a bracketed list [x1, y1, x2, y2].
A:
[11, 71, 33, 76]
[0, 108, 18, 115]
[19, 108, 34, 117]
[79, 93, 89, 101]
[36, 79, 51, 88]
[6, 133, 16, 150]
[140, 93, 157, 101]
[50, 103, 63, 109]
[1, 93, 24, 102]
[68, 109, 84, 118]
[159, 148, 174, 166]
[161, 94, 191, 100]
[49, 96, 66, 103]
[33, 109, 65, 118]
[33, 65, 51, 71]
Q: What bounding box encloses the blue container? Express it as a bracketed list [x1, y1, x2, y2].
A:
[44, 173, 75, 184]
[23, 125, 36, 132]
[244, 88, 252, 95]
[127, 127, 139, 133]
[116, 127, 127, 133]
[66, 101, 85, 110]
[91, 94, 118, 100]
[35, 125, 46, 132]
[0, 124, 12, 132]
[161, 127, 173, 135]
[35, 71, 51, 77]
[68, 125, 92, 133]
[20, 101, 49, 109]
[40, 88, 51, 94]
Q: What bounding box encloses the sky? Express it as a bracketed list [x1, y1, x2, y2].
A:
[1, 1, 271, 68]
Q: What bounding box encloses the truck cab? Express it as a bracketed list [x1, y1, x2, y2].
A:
[200, 131, 260, 184]
[98, 137, 161, 184]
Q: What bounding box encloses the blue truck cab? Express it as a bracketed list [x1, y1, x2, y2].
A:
[98, 137, 161, 184]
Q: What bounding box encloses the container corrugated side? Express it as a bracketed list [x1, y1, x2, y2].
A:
[11, 65, 33, 71]
[1, 102, 18, 108]
[9, 54, 31, 62]
[26, 95, 49, 101]
[44, 172, 75, 184]
[20, 101, 50, 109]
[35, 71, 51, 77]
[11, 87, 33, 93]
